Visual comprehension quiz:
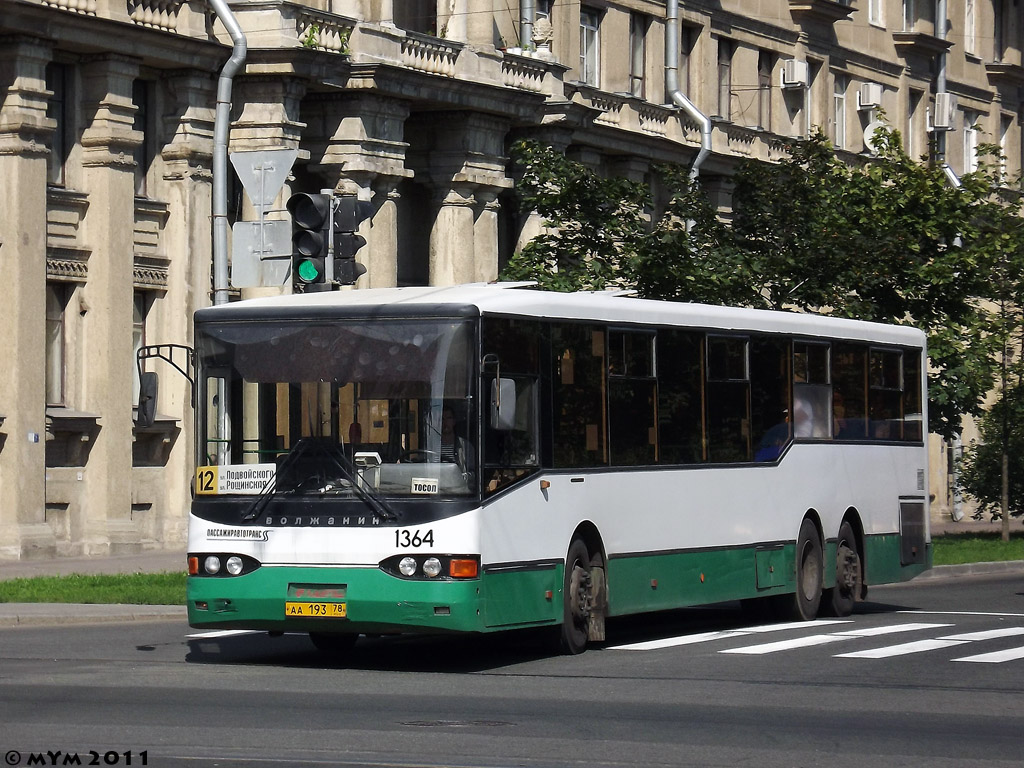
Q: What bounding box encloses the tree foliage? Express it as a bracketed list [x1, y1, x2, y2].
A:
[501, 131, 1024, 443]
[959, 384, 1024, 520]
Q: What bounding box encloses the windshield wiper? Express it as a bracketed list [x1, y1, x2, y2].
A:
[240, 437, 398, 522]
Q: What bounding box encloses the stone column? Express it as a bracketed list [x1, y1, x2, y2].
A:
[78, 54, 143, 555]
[0, 37, 53, 559]
[366, 176, 401, 288]
[154, 68, 217, 544]
[473, 188, 501, 282]
[430, 184, 478, 286]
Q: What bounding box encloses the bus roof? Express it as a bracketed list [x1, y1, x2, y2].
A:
[196, 282, 925, 347]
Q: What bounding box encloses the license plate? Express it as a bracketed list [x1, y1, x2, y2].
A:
[285, 601, 347, 618]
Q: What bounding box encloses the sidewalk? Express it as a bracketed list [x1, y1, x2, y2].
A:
[0, 548, 187, 628]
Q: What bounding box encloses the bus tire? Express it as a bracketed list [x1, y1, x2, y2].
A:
[559, 538, 593, 655]
[788, 518, 823, 621]
[822, 521, 861, 617]
[309, 632, 358, 656]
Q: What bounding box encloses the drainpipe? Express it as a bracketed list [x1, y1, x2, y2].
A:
[208, 0, 247, 307]
[520, 0, 534, 50]
[934, 0, 960, 188]
[665, 0, 711, 182]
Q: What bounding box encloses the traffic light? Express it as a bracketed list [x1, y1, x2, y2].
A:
[332, 195, 373, 285]
[287, 192, 332, 291]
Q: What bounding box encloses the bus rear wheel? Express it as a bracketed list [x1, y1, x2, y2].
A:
[309, 632, 358, 656]
[559, 539, 594, 655]
[786, 518, 823, 621]
[822, 521, 861, 617]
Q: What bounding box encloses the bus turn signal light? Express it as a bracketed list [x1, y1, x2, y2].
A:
[449, 559, 479, 579]
[188, 556, 199, 575]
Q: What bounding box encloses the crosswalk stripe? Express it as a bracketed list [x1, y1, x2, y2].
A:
[952, 646, 1024, 663]
[607, 619, 852, 651]
[938, 627, 1024, 641]
[721, 634, 849, 654]
[834, 639, 970, 658]
[833, 623, 953, 637]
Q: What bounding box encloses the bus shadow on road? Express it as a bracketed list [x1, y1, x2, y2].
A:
[184, 599, 918, 671]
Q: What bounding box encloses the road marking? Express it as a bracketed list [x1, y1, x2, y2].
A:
[835, 639, 970, 658]
[952, 646, 1024, 663]
[899, 610, 1024, 618]
[937, 627, 1024, 641]
[607, 619, 852, 651]
[833, 623, 953, 637]
[721, 634, 850, 654]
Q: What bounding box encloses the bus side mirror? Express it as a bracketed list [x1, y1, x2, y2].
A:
[136, 372, 158, 428]
[490, 377, 516, 431]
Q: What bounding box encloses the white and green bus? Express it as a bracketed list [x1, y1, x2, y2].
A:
[185, 283, 930, 654]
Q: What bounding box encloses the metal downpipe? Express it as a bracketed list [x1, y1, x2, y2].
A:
[665, 0, 711, 182]
[208, 0, 247, 306]
[520, 0, 534, 50]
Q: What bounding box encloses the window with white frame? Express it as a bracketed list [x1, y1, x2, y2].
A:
[46, 284, 70, 407]
[833, 74, 847, 149]
[869, 0, 885, 27]
[964, 0, 976, 56]
[132, 79, 153, 197]
[963, 110, 979, 174]
[1000, 115, 1012, 178]
[132, 292, 150, 406]
[629, 12, 648, 98]
[579, 7, 600, 87]
[902, 0, 915, 31]
[907, 89, 924, 159]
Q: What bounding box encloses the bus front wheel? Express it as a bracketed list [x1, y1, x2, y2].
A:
[788, 518, 823, 621]
[559, 539, 594, 655]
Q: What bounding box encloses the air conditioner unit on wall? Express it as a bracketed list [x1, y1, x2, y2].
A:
[781, 59, 809, 89]
[857, 82, 883, 109]
[932, 92, 957, 131]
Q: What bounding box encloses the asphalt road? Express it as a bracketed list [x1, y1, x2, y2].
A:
[0, 574, 1022, 768]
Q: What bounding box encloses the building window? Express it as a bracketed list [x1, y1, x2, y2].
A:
[536, 0, 554, 52]
[758, 51, 773, 130]
[678, 26, 694, 95]
[717, 39, 733, 120]
[579, 7, 600, 86]
[1000, 114, 1012, 178]
[629, 13, 648, 98]
[963, 110, 979, 174]
[132, 292, 151, 406]
[964, 0, 976, 56]
[45, 63, 70, 187]
[907, 89, 923, 159]
[394, 0, 436, 35]
[46, 284, 70, 407]
[132, 79, 153, 197]
[832, 74, 847, 149]
[902, 0, 914, 31]
[868, 0, 885, 27]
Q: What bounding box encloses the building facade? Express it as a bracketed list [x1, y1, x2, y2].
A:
[0, 0, 1020, 559]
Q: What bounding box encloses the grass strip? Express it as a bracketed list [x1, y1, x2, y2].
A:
[932, 531, 1024, 566]
[0, 572, 185, 605]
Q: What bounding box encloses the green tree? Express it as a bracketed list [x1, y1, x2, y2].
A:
[959, 384, 1024, 522]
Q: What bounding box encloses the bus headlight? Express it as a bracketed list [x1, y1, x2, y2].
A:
[225, 556, 244, 576]
[399, 557, 418, 577]
[422, 557, 442, 578]
[204, 556, 221, 575]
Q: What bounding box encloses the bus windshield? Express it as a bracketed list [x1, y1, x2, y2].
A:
[196, 317, 477, 498]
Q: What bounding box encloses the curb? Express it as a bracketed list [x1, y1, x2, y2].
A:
[911, 560, 1024, 581]
[0, 603, 186, 628]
